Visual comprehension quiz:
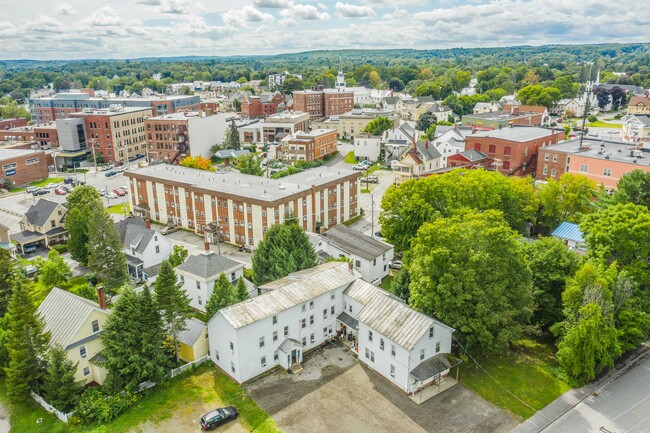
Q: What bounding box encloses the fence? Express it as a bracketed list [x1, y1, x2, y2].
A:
[31, 392, 75, 423]
[170, 355, 209, 378]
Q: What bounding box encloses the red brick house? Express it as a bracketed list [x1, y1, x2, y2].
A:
[241, 92, 285, 117]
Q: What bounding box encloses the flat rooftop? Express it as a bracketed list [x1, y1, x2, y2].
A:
[70, 106, 152, 116]
[265, 111, 309, 121]
[126, 164, 359, 202]
[32, 93, 196, 102]
[543, 138, 650, 166]
[0, 148, 43, 159]
[469, 126, 560, 142]
[466, 110, 541, 121]
[147, 112, 201, 121]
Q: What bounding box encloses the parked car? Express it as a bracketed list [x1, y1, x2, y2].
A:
[363, 175, 379, 184]
[374, 231, 383, 237]
[587, 132, 599, 137]
[115, 166, 126, 173]
[114, 161, 124, 167]
[24, 265, 38, 278]
[389, 259, 403, 270]
[26, 186, 40, 193]
[136, 153, 145, 159]
[54, 188, 68, 195]
[63, 177, 75, 184]
[200, 406, 238, 431]
[105, 170, 117, 177]
[352, 164, 367, 171]
[607, 129, 619, 134]
[106, 192, 118, 199]
[119, 185, 128, 191]
[113, 189, 126, 197]
[361, 160, 372, 166]
[160, 225, 179, 235]
[32, 189, 49, 196]
[23, 245, 38, 254]
[98, 188, 107, 196]
[99, 165, 113, 171]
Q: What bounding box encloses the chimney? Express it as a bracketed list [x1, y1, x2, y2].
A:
[97, 286, 106, 310]
[319, 225, 326, 235]
[145, 218, 151, 229]
[425, 140, 429, 149]
[391, 89, 394, 97]
[204, 241, 211, 252]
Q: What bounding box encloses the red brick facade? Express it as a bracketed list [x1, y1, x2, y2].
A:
[0, 118, 27, 130]
[241, 93, 285, 117]
[0, 150, 49, 186]
[292, 90, 354, 119]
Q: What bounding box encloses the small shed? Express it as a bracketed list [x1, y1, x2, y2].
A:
[551, 222, 585, 249]
[177, 317, 209, 362]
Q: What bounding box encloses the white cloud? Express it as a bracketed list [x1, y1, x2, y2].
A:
[335, 2, 375, 18]
[159, 0, 192, 14]
[138, 0, 162, 5]
[55, 3, 78, 16]
[223, 6, 274, 27]
[318, 2, 329, 10]
[279, 17, 298, 27]
[281, 3, 331, 20]
[254, 0, 293, 8]
[362, 0, 426, 5]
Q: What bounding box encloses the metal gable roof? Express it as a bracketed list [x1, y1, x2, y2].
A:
[216, 262, 358, 329]
[322, 224, 392, 261]
[37, 288, 108, 349]
[551, 222, 584, 243]
[176, 251, 244, 279]
[177, 317, 206, 347]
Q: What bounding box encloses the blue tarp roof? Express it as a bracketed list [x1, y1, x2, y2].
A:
[551, 222, 584, 243]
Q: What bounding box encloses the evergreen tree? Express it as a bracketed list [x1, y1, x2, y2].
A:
[87, 209, 128, 293]
[102, 287, 167, 391]
[0, 248, 16, 317]
[66, 185, 104, 264]
[206, 273, 236, 317]
[4, 282, 50, 402]
[224, 120, 240, 150]
[39, 249, 73, 290]
[42, 346, 83, 412]
[236, 277, 249, 302]
[252, 220, 317, 286]
[154, 260, 192, 363]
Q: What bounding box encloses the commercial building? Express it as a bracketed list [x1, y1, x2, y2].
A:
[29, 93, 199, 124]
[466, 127, 565, 176]
[462, 108, 548, 129]
[207, 262, 458, 399]
[282, 129, 338, 163]
[627, 96, 650, 116]
[0, 118, 27, 130]
[292, 88, 354, 119]
[69, 105, 152, 164]
[241, 92, 285, 118]
[145, 111, 231, 164]
[621, 114, 650, 144]
[0, 123, 59, 148]
[311, 109, 399, 139]
[125, 164, 361, 247]
[536, 138, 650, 190]
[239, 111, 310, 144]
[0, 148, 49, 186]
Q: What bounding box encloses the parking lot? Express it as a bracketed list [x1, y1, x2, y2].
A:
[247, 343, 517, 433]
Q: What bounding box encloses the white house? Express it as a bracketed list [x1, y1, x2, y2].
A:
[114, 216, 173, 281]
[621, 114, 650, 143]
[431, 126, 467, 166]
[393, 140, 443, 184]
[175, 249, 246, 312]
[353, 133, 382, 162]
[309, 224, 393, 285]
[207, 262, 458, 397]
[473, 102, 500, 114]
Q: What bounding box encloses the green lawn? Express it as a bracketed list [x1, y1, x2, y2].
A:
[587, 121, 620, 128]
[342, 214, 364, 226]
[106, 202, 131, 215]
[460, 338, 570, 420]
[379, 275, 394, 291]
[0, 363, 280, 433]
[344, 151, 356, 164]
[360, 188, 370, 194]
[9, 177, 65, 193]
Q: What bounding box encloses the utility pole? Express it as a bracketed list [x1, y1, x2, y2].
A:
[371, 194, 375, 236]
[89, 138, 98, 172]
[106, 184, 111, 207]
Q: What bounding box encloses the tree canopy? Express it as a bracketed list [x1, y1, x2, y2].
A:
[66, 185, 104, 265]
[363, 117, 394, 136]
[206, 273, 236, 317]
[409, 210, 533, 354]
[179, 156, 215, 172]
[154, 260, 192, 362]
[613, 170, 650, 208]
[538, 173, 597, 232]
[87, 209, 128, 293]
[235, 153, 264, 176]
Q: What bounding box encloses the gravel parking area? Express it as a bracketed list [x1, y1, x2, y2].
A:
[247, 344, 517, 433]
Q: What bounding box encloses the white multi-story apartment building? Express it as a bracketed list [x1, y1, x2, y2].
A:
[207, 262, 457, 396]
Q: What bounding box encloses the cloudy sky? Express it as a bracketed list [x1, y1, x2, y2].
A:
[1, 0, 648, 60]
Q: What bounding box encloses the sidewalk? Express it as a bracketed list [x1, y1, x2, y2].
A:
[510, 342, 649, 433]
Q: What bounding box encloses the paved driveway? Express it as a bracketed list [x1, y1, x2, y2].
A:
[247, 344, 516, 433]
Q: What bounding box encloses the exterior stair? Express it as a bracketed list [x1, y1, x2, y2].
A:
[290, 363, 303, 375]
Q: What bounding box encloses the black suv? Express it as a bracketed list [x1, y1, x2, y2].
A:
[200, 406, 238, 430]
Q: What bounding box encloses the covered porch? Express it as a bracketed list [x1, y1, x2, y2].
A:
[409, 353, 462, 404]
[278, 338, 303, 374]
[336, 312, 359, 355]
[126, 254, 144, 280]
[45, 226, 68, 246]
[10, 230, 46, 255]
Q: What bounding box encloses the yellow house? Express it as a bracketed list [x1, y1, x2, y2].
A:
[11, 199, 68, 255]
[37, 288, 110, 385]
[177, 317, 209, 362]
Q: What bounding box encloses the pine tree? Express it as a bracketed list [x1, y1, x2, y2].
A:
[87, 209, 128, 293]
[42, 346, 82, 412]
[137, 286, 168, 383]
[0, 248, 16, 317]
[236, 277, 249, 302]
[4, 282, 50, 402]
[206, 273, 236, 317]
[66, 185, 104, 264]
[154, 260, 192, 363]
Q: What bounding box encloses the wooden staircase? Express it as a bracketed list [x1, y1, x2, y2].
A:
[290, 363, 303, 375]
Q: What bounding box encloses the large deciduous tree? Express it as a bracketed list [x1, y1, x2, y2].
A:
[87, 209, 128, 293]
[167, 245, 188, 267]
[235, 153, 264, 176]
[252, 220, 317, 286]
[4, 282, 50, 402]
[363, 117, 394, 136]
[154, 260, 192, 363]
[66, 185, 104, 264]
[409, 210, 533, 354]
[38, 249, 73, 290]
[614, 170, 650, 208]
[179, 156, 216, 172]
[538, 173, 597, 232]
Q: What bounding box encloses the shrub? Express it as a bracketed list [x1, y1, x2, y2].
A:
[74, 388, 139, 425]
[587, 115, 598, 123]
[51, 243, 69, 254]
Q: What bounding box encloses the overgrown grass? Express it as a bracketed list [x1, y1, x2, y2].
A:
[106, 202, 131, 215]
[587, 121, 620, 128]
[379, 275, 394, 292]
[9, 177, 65, 193]
[360, 188, 371, 193]
[460, 338, 570, 420]
[0, 363, 280, 433]
[342, 214, 363, 226]
[344, 151, 356, 164]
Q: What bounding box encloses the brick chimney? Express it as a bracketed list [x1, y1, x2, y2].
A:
[425, 140, 429, 149]
[204, 241, 211, 252]
[145, 218, 151, 229]
[97, 286, 106, 310]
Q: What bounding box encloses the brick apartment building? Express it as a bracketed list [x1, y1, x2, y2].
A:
[0, 123, 59, 148]
[282, 129, 338, 162]
[537, 138, 650, 190]
[292, 87, 354, 119]
[145, 112, 230, 164]
[70, 106, 152, 164]
[29, 93, 199, 124]
[241, 92, 285, 117]
[0, 118, 27, 130]
[125, 165, 361, 247]
[0, 148, 49, 186]
[466, 126, 565, 176]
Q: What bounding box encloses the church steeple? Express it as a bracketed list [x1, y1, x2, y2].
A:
[336, 55, 346, 89]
